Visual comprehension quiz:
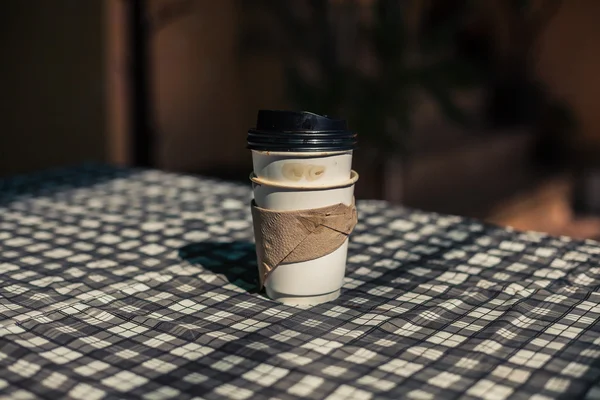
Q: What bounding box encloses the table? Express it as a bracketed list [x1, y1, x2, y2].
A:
[0, 165, 599, 399]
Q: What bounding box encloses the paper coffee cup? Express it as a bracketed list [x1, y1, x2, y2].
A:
[252, 177, 356, 305]
[247, 110, 358, 306]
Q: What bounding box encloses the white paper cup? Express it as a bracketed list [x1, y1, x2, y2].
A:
[252, 171, 357, 306]
[247, 110, 358, 306]
[251, 150, 353, 187]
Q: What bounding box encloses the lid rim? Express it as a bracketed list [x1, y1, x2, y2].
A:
[247, 138, 357, 144]
[248, 129, 355, 136]
[247, 145, 357, 152]
[249, 110, 357, 152]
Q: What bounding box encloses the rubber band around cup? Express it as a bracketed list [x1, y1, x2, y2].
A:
[250, 170, 359, 190]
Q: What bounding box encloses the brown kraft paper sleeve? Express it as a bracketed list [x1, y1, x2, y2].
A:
[251, 199, 358, 288]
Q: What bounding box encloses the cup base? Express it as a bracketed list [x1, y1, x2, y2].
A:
[265, 287, 341, 306]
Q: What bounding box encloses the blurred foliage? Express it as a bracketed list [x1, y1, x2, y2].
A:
[240, 0, 573, 160]
[240, 0, 481, 157]
[459, 0, 566, 127]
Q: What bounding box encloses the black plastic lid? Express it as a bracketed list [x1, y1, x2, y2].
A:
[247, 110, 357, 152]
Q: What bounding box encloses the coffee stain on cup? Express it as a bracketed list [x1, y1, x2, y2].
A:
[306, 165, 326, 181]
[282, 163, 305, 181]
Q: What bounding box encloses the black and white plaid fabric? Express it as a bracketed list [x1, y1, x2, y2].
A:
[0, 165, 599, 400]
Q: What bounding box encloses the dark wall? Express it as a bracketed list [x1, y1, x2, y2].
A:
[0, 0, 107, 176]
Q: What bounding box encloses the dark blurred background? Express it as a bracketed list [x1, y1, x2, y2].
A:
[2, 0, 600, 237]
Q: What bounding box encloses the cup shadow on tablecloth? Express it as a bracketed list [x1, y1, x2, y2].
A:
[178, 241, 260, 294]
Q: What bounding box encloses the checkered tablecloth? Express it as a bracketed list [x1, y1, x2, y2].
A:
[1, 165, 599, 400]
